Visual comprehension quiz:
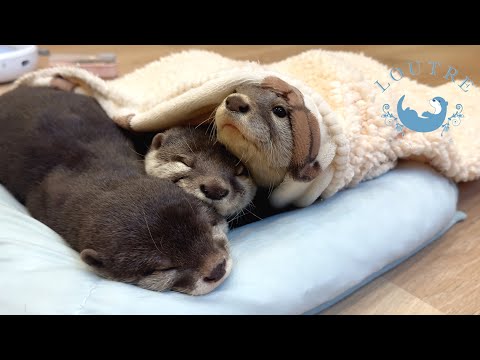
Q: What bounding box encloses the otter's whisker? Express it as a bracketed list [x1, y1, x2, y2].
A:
[194, 116, 211, 128]
[183, 138, 194, 155]
[244, 207, 263, 221]
[194, 118, 211, 129]
[235, 150, 247, 166]
[141, 207, 161, 254]
[194, 114, 216, 130]
[208, 121, 217, 143]
[205, 120, 214, 137]
[246, 200, 256, 209]
[195, 105, 219, 130]
[227, 209, 245, 224]
[189, 127, 198, 151]
[210, 122, 218, 144]
[128, 145, 145, 158]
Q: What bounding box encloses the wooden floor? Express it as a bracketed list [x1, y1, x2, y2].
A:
[1, 45, 479, 315]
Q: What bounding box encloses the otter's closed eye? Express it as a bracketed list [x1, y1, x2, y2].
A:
[142, 268, 156, 277]
[173, 155, 193, 167]
[272, 106, 287, 118]
[142, 267, 178, 277]
[160, 266, 178, 272]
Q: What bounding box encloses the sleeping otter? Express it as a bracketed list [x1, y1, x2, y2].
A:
[0, 86, 231, 295]
[145, 127, 257, 217]
[143, 127, 294, 228]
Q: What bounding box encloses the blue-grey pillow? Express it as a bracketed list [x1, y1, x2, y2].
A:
[0, 162, 463, 314]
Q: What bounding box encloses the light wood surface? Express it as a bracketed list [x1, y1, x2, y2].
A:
[2, 45, 479, 315]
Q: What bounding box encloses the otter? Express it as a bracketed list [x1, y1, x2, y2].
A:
[0, 86, 231, 295]
[214, 76, 321, 189]
[145, 126, 257, 217]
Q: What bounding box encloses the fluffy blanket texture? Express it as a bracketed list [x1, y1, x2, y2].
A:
[14, 49, 480, 207]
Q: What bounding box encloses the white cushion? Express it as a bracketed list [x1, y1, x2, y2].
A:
[0, 162, 462, 314]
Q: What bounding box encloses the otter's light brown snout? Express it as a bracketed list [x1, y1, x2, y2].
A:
[189, 251, 233, 295]
[226, 94, 250, 113]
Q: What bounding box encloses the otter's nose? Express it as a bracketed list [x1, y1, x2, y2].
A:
[204, 259, 226, 283]
[226, 95, 250, 113]
[200, 183, 229, 200]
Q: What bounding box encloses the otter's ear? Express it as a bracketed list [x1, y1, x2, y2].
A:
[151, 133, 165, 150]
[289, 103, 322, 182]
[80, 249, 104, 269]
[262, 76, 322, 182]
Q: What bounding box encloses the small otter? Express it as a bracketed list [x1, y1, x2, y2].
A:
[0, 86, 231, 295]
[145, 126, 257, 217]
[215, 76, 322, 188]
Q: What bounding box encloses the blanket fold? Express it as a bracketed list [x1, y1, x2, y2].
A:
[14, 49, 480, 207]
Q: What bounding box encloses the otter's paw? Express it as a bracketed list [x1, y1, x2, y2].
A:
[50, 76, 78, 92]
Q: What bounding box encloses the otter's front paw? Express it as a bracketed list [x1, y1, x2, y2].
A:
[50, 76, 78, 92]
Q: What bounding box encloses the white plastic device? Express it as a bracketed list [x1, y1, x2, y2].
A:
[0, 45, 38, 83]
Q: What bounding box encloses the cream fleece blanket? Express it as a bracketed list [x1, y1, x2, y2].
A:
[14, 49, 480, 208]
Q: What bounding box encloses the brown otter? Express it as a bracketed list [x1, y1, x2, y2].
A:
[0, 86, 231, 295]
[215, 76, 322, 188]
[145, 126, 257, 217]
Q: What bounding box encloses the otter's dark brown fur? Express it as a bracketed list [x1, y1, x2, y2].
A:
[0, 86, 232, 295]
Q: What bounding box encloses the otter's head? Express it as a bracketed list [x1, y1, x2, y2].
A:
[145, 126, 257, 217]
[215, 76, 322, 187]
[80, 179, 232, 295]
[430, 97, 448, 114]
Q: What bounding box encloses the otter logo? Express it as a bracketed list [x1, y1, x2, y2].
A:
[397, 95, 448, 132]
[375, 60, 470, 138]
[382, 96, 463, 137]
